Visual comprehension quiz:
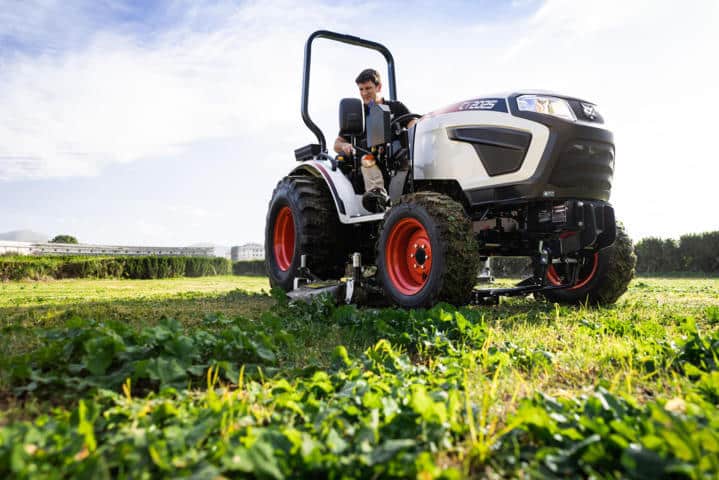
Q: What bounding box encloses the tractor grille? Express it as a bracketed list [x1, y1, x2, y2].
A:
[549, 140, 614, 198]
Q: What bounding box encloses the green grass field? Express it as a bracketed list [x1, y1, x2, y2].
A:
[1, 276, 718, 478]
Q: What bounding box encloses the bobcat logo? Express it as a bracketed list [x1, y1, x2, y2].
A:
[581, 103, 597, 120]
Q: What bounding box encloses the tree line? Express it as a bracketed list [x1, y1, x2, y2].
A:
[489, 231, 719, 276]
[634, 231, 719, 274]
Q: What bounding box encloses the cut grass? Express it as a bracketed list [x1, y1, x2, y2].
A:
[0, 275, 270, 330]
[0, 275, 717, 477]
[2, 276, 717, 388]
[0, 275, 267, 309]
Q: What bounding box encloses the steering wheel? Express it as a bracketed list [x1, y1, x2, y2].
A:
[390, 113, 422, 131]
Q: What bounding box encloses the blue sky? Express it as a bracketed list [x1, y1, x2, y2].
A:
[1, 0, 718, 246]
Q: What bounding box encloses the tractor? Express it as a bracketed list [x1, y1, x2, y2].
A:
[264, 30, 635, 308]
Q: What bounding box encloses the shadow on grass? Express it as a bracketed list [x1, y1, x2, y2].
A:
[471, 297, 559, 329]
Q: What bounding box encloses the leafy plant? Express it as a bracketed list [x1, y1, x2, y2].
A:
[5, 315, 282, 396]
[1, 277, 719, 478]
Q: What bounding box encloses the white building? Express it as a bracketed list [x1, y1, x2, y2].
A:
[0, 241, 214, 257]
[231, 243, 264, 261]
[0, 241, 34, 255]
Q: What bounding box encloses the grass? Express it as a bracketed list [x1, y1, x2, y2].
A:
[1, 275, 718, 477]
[2, 275, 717, 403]
[0, 275, 267, 308]
[0, 275, 270, 326]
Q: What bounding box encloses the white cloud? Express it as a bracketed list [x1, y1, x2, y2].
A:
[394, 0, 719, 239]
[0, 0, 358, 180]
[1, 0, 718, 242]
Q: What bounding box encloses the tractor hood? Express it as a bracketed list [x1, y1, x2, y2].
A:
[424, 91, 604, 125]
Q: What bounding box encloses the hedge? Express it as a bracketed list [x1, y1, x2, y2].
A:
[232, 259, 266, 276]
[7, 228, 718, 281]
[0, 256, 231, 281]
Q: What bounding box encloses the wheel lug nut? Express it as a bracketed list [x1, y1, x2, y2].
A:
[410, 253, 414, 258]
[414, 263, 418, 268]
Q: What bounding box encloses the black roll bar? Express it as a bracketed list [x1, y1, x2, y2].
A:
[301, 30, 397, 153]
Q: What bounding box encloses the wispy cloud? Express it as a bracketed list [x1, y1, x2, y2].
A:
[0, 0, 359, 180]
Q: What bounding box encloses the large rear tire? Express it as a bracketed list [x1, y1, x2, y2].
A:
[542, 222, 636, 305]
[377, 192, 480, 308]
[265, 176, 345, 290]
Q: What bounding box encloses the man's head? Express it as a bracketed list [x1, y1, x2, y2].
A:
[355, 68, 382, 105]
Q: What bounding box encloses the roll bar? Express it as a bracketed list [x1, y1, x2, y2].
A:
[301, 30, 397, 153]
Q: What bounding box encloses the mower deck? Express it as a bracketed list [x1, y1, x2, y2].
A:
[470, 281, 568, 305]
[287, 252, 577, 307]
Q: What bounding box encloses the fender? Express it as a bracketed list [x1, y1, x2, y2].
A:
[290, 160, 384, 224]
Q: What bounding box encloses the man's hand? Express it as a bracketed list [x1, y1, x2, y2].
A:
[340, 143, 355, 155]
[334, 136, 356, 156]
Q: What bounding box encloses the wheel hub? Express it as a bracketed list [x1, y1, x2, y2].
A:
[415, 247, 427, 265]
[386, 218, 433, 295]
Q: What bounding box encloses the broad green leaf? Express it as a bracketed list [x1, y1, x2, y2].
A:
[146, 357, 187, 386]
[247, 439, 284, 480]
[368, 439, 416, 465]
[83, 335, 123, 376]
[326, 429, 348, 454]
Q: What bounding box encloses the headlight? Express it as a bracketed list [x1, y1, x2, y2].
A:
[517, 95, 576, 121]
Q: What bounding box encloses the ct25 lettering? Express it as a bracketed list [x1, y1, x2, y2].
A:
[458, 99, 498, 111]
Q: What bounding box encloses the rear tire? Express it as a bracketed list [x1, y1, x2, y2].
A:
[377, 192, 480, 308]
[542, 222, 636, 305]
[265, 176, 345, 290]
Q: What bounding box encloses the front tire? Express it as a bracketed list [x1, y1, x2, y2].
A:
[377, 192, 480, 308]
[265, 176, 345, 290]
[542, 222, 636, 305]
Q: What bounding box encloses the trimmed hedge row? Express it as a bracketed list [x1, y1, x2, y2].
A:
[0, 255, 231, 281]
[8, 228, 716, 281]
[232, 259, 266, 276]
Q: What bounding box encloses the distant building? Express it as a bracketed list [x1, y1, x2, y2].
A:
[231, 243, 264, 261]
[0, 241, 34, 255]
[0, 241, 213, 257]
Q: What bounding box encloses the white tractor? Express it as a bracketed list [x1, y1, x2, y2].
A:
[265, 30, 635, 308]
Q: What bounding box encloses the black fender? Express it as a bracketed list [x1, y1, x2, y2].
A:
[290, 163, 347, 216]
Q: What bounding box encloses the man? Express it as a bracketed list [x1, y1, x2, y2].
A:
[334, 68, 416, 213]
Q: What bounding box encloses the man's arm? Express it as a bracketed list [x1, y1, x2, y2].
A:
[334, 135, 354, 155]
[393, 101, 417, 129]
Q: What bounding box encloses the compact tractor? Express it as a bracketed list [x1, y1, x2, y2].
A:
[264, 31, 635, 308]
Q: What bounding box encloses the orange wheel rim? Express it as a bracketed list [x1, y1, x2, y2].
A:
[385, 218, 432, 295]
[273, 206, 295, 271]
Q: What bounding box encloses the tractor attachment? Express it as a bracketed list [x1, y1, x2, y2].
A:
[287, 253, 387, 306]
[286, 251, 585, 307]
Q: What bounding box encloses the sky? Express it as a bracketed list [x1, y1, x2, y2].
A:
[1, 0, 718, 246]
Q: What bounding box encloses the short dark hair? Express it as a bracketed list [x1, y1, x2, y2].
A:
[355, 68, 380, 85]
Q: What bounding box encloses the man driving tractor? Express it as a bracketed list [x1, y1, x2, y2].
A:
[333, 68, 416, 213]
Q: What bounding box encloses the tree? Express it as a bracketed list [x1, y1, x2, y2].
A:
[50, 235, 79, 244]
